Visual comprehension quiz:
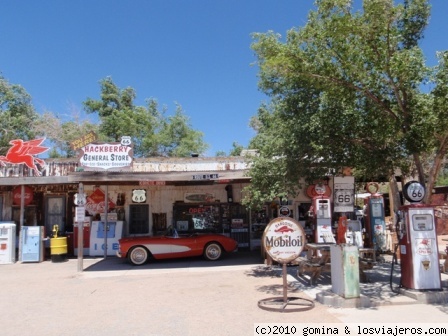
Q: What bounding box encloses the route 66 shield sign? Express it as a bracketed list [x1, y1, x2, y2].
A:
[132, 189, 146, 203]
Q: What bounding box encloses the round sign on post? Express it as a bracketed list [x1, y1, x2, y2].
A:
[403, 181, 425, 203]
[13, 186, 34, 206]
[258, 217, 313, 313]
[263, 217, 305, 264]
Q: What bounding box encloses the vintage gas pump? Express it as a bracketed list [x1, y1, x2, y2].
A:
[397, 181, 441, 290]
[310, 185, 332, 243]
[363, 182, 387, 252]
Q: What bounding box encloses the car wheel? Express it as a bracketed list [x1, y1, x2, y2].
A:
[128, 246, 149, 266]
[204, 242, 222, 261]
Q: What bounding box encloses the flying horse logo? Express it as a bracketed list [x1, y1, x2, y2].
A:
[0, 138, 49, 176]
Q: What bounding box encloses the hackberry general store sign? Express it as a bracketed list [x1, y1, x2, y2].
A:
[79, 142, 133, 170]
[263, 217, 305, 264]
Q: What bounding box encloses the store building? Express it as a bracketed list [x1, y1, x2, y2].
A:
[0, 154, 335, 257]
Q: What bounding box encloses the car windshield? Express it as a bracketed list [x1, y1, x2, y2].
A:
[163, 225, 179, 238]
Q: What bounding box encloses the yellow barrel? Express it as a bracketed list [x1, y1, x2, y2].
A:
[50, 237, 68, 262]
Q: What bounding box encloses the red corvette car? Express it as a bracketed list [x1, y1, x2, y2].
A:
[117, 226, 238, 265]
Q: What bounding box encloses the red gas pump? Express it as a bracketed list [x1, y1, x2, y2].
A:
[363, 182, 387, 252]
[397, 181, 441, 290]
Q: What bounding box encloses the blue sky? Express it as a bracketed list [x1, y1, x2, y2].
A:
[1, 1, 447, 156]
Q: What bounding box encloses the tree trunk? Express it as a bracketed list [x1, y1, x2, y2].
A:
[388, 175, 401, 224]
[423, 136, 448, 204]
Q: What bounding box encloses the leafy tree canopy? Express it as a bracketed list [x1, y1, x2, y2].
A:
[247, 0, 447, 207]
[0, 75, 40, 154]
[33, 109, 99, 158]
[83, 77, 208, 157]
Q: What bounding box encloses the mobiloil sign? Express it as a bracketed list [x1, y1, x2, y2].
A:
[263, 217, 305, 264]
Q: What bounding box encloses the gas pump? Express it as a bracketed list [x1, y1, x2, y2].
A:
[396, 181, 441, 290]
[310, 185, 332, 243]
[363, 182, 387, 252]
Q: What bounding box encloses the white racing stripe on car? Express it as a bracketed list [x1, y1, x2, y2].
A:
[171, 245, 191, 253]
[144, 244, 191, 255]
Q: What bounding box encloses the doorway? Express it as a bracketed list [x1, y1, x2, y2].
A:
[45, 196, 66, 236]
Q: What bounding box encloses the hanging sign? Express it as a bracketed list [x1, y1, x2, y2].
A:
[70, 131, 97, 151]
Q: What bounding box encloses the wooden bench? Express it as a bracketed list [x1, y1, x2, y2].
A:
[296, 257, 331, 285]
[296, 257, 323, 285]
[359, 258, 375, 282]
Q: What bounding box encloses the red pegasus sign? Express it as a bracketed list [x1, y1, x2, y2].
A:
[0, 138, 49, 176]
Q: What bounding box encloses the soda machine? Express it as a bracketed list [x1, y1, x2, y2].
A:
[20, 226, 44, 262]
[89, 220, 124, 256]
[397, 181, 441, 290]
[363, 182, 387, 252]
[0, 222, 16, 264]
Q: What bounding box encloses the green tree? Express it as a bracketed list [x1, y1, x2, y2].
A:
[157, 103, 208, 157]
[83, 77, 208, 157]
[247, 0, 447, 207]
[33, 109, 99, 158]
[229, 142, 244, 156]
[0, 75, 39, 153]
[215, 150, 227, 157]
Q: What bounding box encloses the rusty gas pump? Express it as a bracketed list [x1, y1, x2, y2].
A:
[363, 182, 387, 252]
[397, 181, 441, 290]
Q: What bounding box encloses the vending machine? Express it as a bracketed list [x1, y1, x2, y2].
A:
[398, 181, 441, 290]
[0, 222, 16, 264]
[89, 221, 123, 256]
[363, 182, 386, 252]
[20, 226, 44, 262]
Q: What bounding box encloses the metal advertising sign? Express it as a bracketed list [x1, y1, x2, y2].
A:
[12, 186, 34, 206]
[0, 138, 49, 176]
[263, 217, 305, 264]
[333, 176, 355, 213]
[70, 131, 97, 151]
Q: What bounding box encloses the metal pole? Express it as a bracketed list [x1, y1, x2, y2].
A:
[104, 185, 108, 259]
[77, 214, 83, 272]
[282, 263, 288, 304]
[20, 185, 25, 228]
[77, 183, 84, 272]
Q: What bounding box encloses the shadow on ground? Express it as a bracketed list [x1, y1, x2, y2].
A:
[81, 250, 264, 272]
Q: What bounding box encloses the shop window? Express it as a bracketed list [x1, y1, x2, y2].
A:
[173, 204, 221, 233]
[129, 204, 149, 235]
